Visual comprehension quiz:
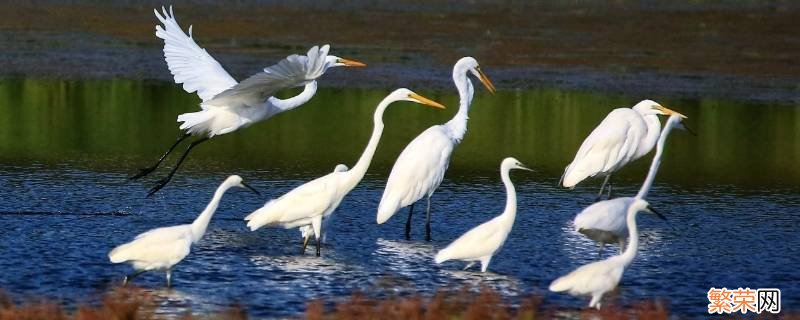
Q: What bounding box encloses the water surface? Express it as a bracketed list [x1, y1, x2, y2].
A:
[0, 79, 797, 317]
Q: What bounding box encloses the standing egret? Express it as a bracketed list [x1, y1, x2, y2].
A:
[560, 100, 685, 200]
[549, 198, 654, 309]
[108, 175, 259, 286]
[245, 89, 445, 256]
[131, 7, 365, 196]
[573, 114, 690, 254]
[297, 164, 348, 253]
[434, 157, 531, 272]
[377, 57, 495, 241]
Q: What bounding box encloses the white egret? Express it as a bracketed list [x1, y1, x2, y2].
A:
[549, 198, 653, 309]
[297, 164, 348, 252]
[434, 157, 531, 272]
[131, 6, 365, 196]
[377, 57, 496, 241]
[245, 89, 445, 256]
[560, 100, 685, 200]
[108, 175, 258, 286]
[573, 114, 690, 254]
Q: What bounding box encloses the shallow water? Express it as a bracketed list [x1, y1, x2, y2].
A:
[0, 79, 797, 318]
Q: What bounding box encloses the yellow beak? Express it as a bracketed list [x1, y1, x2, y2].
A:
[409, 93, 446, 109]
[476, 67, 496, 93]
[338, 58, 367, 67]
[657, 105, 688, 119]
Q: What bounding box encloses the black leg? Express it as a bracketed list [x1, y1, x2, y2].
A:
[595, 175, 611, 202]
[301, 234, 310, 254]
[404, 204, 414, 240]
[315, 237, 321, 257]
[123, 269, 147, 286]
[130, 133, 190, 180]
[425, 196, 432, 242]
[147, 137, 209, 197]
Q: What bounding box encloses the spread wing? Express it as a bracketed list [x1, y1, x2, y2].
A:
[154, 6, 237, 102]
[206, 44, 330, 106]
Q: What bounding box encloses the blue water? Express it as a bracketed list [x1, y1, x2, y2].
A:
[0, 164, 797, 318]
[0, 79, 798, 318]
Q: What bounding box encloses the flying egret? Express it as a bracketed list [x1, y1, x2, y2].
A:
[549, 198, 654, 309]
[377, 57, 495, 241]
[434, 157, 531, 272]
[560, 100, 685, 200]
[130, 6, 365, 196]
[245, 89, 445, 256]
[108, 175, 259, 286]
[573, 114, 691, 254]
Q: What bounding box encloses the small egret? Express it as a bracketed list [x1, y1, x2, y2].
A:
[377, 57, 495, 241]
[560, 100, 685, 200]
[549, 198, 654, 309]
[131, 7, 365, 196]
[108, 175, 258, 286]
[573, 114, 691, 254]
[245, 89, 445, 256]
[434, 157, 531, 272]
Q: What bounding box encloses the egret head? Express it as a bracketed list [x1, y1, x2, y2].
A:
[324, 55, 367, 69]
[633, 100, 687, 118]
[225, 175, 260, 195]
[455, 57, 496, 93]
[630, 198, 660, 216]
[389, 88, 446, 109]
[502, 157, 534, 172]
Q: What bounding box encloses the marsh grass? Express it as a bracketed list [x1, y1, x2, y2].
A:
[1, 286, 796, 319]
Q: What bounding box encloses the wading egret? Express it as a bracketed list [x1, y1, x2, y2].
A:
[549, 198, 653, 309]
[131, 6, 365, 196]
[108, 175, 258, 286]
[574, 114, 690, 254]
[377, 57, 495, 241]
[297, 164, 348, 251]
[434, 157, 531, 272]
[560, 100, 685, 200]
[245, 89, 445, 256]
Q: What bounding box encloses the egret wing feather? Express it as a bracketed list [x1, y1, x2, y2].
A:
[154, 6, 237, 101]
[378, 126, 453, 222]
[549, 259, 625, 296]
[245, 172, 342, 230]
[562, 109, 647, 187]
[573, 197, 634, 236]
[436, 218, 505, 262]
[207, 45, 330, 106]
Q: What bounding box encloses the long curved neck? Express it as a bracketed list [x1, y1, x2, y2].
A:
[444, 71, 474, 143]
[636, 115, 662, 159]
[499, 167, 517, 223]
[267, 81, 318, 112]
[343, 98, 390, 189]
[620, 206, 639, 266]
[190, 183, 230, 242]
[636, 116, 679, 199]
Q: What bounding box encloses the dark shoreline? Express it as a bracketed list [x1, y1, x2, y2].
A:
[0, 2, 798, 103]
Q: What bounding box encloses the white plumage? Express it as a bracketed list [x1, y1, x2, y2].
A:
[132, 6, 365, 196]
[573, 114, 688, 252]
[560, 100, 685, 199]
[434, 157, 531, 272]
[377, 57, 496, 241]
[245, 89, 446, 256]
[550, 198, 652, 309]
[108, 175, 256, 286]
